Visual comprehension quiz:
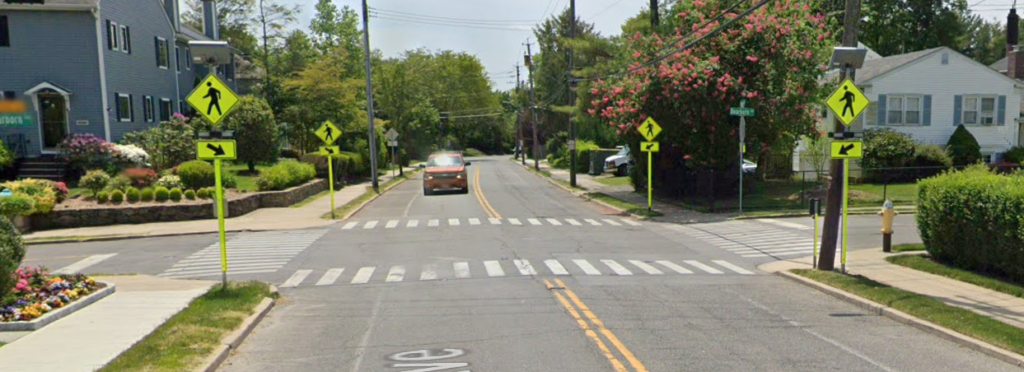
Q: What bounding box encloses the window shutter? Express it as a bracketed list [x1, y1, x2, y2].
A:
[876, 94, 886, 126]
[125, 26, 131, 54]
[129, 95, 134, 122]
[922, 95, 932, 126]
[106, 20, 112, 49]
[154, 37, 160, 67]
[1, 16, 9, 47]
[114, 93, 121, 120]
[998, 95, 1006, 126]
[953, 95, 962, 126]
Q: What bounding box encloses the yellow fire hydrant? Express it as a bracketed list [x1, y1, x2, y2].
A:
[879, 200, 897, 252]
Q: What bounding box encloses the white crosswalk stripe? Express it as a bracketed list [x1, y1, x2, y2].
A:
[755, 218, 813, 230]
[509, 218, 522, 225]
[279, 258, 755, 287]
[407, 220, 419, 228]
[546, 218, 563, 226]
[385, 220, 399, 229]
[584, 219, 602, 226]
[672, 221, 812, 259]
[54, 254, 118, 275]
[621, 219, 642, 226]
[338, 217, 641, 231]
[428, 219, 440, 227]
[565, 219, 582, 226]
[602, 219, 622, 226]
[527, 218, 543, 226]
[364, 221, 378, 229]
[489, 218, 502, 225]
[468, 218, 481, 226]
[159, 230, 327, 279]
[448, 218, 460, 226]
[342, 222, 358, 230]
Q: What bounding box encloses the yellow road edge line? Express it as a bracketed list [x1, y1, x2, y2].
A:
[553, 291, 629, 372]
[472, 168, 494, 219]
[558, 280, 650, 372]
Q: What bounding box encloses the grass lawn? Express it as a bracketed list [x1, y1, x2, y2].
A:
[892, 243, 925, 253]
[735, 180, 918, 211]
[849, 183, 917, 206]
[792, 269, 1024, 356]
[98, 281, 272, 372]
[223, 163, 271, 192]
[587, 192, 663, 218]
[67, 187, 88, 199]
[596, 176, 631, 187]
[887, 255, 1024, 299]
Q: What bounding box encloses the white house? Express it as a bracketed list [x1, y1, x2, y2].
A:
[795, 45, 1024, 173]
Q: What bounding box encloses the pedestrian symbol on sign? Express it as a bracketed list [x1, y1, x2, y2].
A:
[203, 82, 222, 116]
[840, 86, 855, 117]
[825, 79, 868, 127]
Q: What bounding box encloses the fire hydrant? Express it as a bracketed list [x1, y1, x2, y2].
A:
[879, 200, 897, 252]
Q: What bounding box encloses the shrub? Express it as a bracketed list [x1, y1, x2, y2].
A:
[861, 129, 916, 170]
[112, 143, 150, 168]
[109, 189, 125, 204]
[140, 187, 155, 202]
[197, 188, 211, 199]
[222, 171, 238, 189]
[58, 133, 116, 171]
[177, 160, 216, 189]
[906, 143, 953, 181]
[120, 114, 197, 171]
[946, 125, 982, 166]
[280, 148, 301, 159]
[2, 179, 57, 214]
[86, 173, 114, 194]
[301, 153, 330, 177]
[256, 161, 316, 191]
[0, 141, 13, 170]
[108, 175, 131, 192]
[463, 148, 485, 157]
[169, 188, 183, 202]
[50, 181, 69, 203]
[1003, 146, 1024, 164]
[0, 194, 35, 218]
[155, 175, 184, 189]
[125, 187, 140, 203]
[154, 187, 170, 202]
[184, 189, 196, 200]
[918, 165, 1024, 283]
[220, 96, 280, 172]
[96, 191, 109, 204]
[0, 215, 26, 302]
[121, 168, 157, 188]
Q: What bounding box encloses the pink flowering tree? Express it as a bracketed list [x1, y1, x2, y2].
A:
[583, 0, 833, 192]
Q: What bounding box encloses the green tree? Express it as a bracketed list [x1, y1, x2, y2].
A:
[282, 53, 364, 153]
[947, 124, 982, 166]
[218, 96, 280, 172]
[310, 1, 364, 76]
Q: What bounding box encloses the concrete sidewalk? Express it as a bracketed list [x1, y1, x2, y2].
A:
[761, 249, 1024, 330]
[0, 275, 215, 372]
[23, 168, 416, 242]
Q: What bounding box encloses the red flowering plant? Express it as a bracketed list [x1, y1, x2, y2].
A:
[582, 0, 833, 189]
[1, 266, 100, 322]
[121, 168, 158, 188]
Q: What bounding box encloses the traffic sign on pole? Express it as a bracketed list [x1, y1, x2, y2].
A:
[826, 79, 868, 127]
[638, 117, 662, 141]
[640, 141, 659, 152]
[315, 121, 341, 145]
[830, 140, 863, 159]
[386, 128, 399, 141]
[186, 74, 240, 126]
[197, 140, 237, 160]
[638, 117, 662, 213]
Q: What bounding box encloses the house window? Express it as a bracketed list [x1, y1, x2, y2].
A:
[120, 25, 131, 54]
[142, 96, 155, 122]
[886, 95, 922, 125]
[108, 21, 119, 51]
[186, 48, 192, 70]
[155, 37, 169, 69]
[116, 93, 132, 122]
[963, 96, 996, 125]
[2, 91, 14, 100]
[982, 153, 993, 164]
[159, 98, 172, 122]
[0, 16, 10, 47]
[175, 46, 181, 72]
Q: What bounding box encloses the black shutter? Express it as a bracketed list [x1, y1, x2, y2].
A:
[1, 16, 11, 47]
[154, 37, 160, 67]
[106, 20, 113, 50]
[129, 95, 135, 122]
[115, 93, 122, 120]
[125, 26, 131, 54]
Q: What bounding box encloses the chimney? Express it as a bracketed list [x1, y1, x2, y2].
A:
[202, 0, 218, 40]
[1009, 8, 1024, 79]
[163, 0, 179, 32]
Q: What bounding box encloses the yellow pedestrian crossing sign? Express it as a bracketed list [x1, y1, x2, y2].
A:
[826, 79, 868, 126]
[197, 140, 237, 160]
[186, 74, 239, 125]
[831, 140, 863, 159]
[319, 145, 341, 157]
[315, 121, 341, 145]
[638, 117, 662, 141]
[640, 141, 660, 153]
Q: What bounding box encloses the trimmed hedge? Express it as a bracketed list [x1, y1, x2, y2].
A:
[947, 125, 981, 166]
[154, 186, 170, 202]
[169, 188, 183, 202]
[0, 215, 26, 301]
[256, 160, 316, 191]
[917, 165, 1024, 283]
[177, 160, 216, 189]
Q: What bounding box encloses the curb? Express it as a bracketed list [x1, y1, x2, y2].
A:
[734, 208, 917, 220]
[337, 169, 421, 221]
[194, 284, 279, 372]
[778, 271, 1024, 368]
[0, 283, 116, 332]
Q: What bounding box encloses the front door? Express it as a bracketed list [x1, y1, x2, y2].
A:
[38, 92, 68, 152]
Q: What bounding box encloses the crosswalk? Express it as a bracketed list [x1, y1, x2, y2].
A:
[158, 230, 328, 279]
[670, 221, 813, 259]
[278, 258, 754, 288]
[340, 217, 642, 231]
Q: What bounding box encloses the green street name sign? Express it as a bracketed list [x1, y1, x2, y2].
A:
[0, 113, 34, 127]
[729, 107, 755, 117]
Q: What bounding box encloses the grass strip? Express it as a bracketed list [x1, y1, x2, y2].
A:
[791, 269, 1024, 355]
[892, 243, 925, 253]
[290, 189, 331, 209]
[595, 176, 631, 187]
[586, 192, 664, 218]
[322, 169, 421, 219]
[887, 255, 1024, 299]
[98, 281, 271, 372]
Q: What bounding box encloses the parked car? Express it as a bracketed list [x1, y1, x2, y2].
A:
[419, 152, 471, 195]
[604, 146, 632, 176]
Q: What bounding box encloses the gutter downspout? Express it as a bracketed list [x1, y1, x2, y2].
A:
[93, 4, 111, 141]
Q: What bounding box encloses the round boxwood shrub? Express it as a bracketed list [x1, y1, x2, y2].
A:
[109, 189, 125, 204]
[184, 189, 197, 200]
[176, 160, 216, 189]
[169, 188, 183, 202]
[947, 125, 982, 166]
[96, 191, 109, 204]
[1003, 146, 1024, 164]
[0, 194, 35, 219]
[154, 186, 170, 202]
[197, 188, 211, 199]
[125, 187, 140, 203]
[79, 170, 111, 197]
[140, 187, 155, 202]
[0, 215, 26, 301]
[108, 175, 132, 192]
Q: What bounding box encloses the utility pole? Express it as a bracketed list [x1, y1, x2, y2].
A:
[650, 0, 659, 27]
[516, 63, 525, 164]
[568, 0, 578, 187]
[259, 0, 273, 112]
[361, 0, 379, 190]
[818, 0, 862, 271]
[525, 40, 540, 171]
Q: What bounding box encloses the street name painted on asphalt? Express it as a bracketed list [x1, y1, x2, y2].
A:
[196, 140, 237, 160]
[638, 117, 662, 141]
[186, 74, 239, 125]
[831, 140, 863, 159]
[641, 141, 659, 153]
[826, 78, 868, 126]
[315, 121, 341, 144]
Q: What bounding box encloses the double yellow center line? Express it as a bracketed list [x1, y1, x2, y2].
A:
[545, 279, 649, 372]
[472, 167, 501, 219]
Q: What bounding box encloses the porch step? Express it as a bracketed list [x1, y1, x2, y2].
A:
[14, 156, 67, 182]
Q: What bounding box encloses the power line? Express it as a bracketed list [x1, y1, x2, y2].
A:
[369, 7, 540, 24]
[587, 0, 629, 20]
[370, 15, 533, 32]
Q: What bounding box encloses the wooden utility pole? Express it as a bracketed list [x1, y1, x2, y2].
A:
[361, 0, 379, 189]
[818, 0, 862, 271]
[525, 40, 540, 171]
[569, 0, 577, 186]
[516, 63, 524, 164]
[650, 0, 659, 27]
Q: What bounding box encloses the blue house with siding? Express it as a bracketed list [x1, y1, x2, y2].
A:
[0, 0, 236, 178]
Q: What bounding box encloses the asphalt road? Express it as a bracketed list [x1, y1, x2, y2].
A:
[23, 156, 1012, 372]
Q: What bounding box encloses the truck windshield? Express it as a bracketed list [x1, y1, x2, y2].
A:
[428, 156, 464, 167]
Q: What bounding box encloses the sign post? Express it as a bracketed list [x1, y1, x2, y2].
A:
[823, 78, 868, 273]
[730, 99, 755, 214]
[638, 117, 662, 213]
[316, 121, 342, 219]
[187, 72, 241, 290]
[386, 128, 400, 178]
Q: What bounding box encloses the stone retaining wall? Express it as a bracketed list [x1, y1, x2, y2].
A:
[30, 179, 328, 231]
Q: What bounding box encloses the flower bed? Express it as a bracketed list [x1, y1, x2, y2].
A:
[1, 267, 102, 323]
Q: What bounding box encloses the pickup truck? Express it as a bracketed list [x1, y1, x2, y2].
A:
[604, 146, 632, 176]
